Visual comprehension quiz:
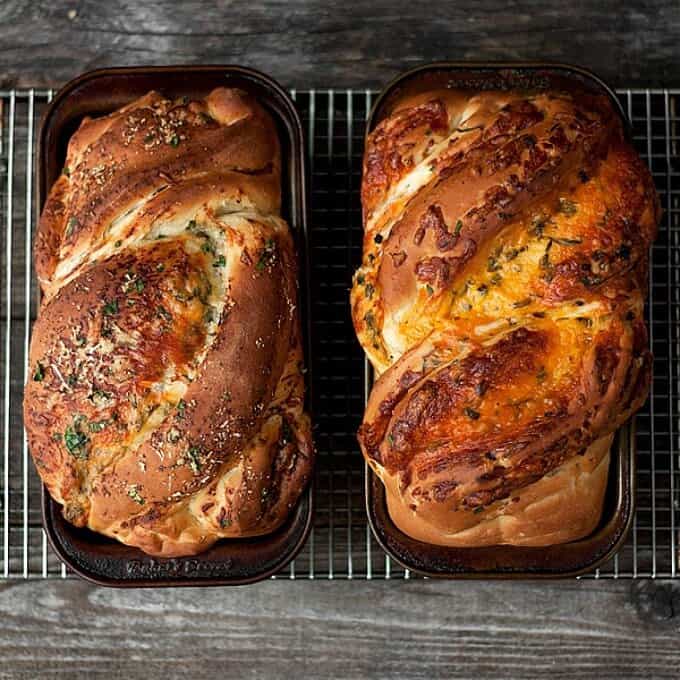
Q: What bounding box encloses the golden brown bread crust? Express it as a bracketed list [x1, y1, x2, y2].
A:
[25, 88, 313, 557]
[353, 87, 659, 547]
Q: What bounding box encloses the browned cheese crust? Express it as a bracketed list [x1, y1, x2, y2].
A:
[24, 88, 314, 557]
[352, 88, 660, 546]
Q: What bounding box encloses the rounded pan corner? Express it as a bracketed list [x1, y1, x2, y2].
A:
[42, 486, 314, 588]
[366, 61, 629, 141]
[37, 65, 307, 223]
[364, 422, 636, 579]
[41, 64, 301, 119]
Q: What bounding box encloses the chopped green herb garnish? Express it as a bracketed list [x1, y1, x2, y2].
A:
[102, 299, 118, 316]
[473, 506, 485, 514]
[114, 240, 122, 248]
[122, 270, 145, 295]
[65, 216, 78, 237]
[255, 239, 276, 271]
[90, 389, 111, 404]
[176, 399, 186, 416]
[157, 305, 172, 322]
[186, 446, 201, 474]
[539, 239, 554, 282]
[88, 420, 109, 433]
[33, 363, 45, 382]
[213, 255, 226, 268]
[63, 166, 70, 177]
[64, 421, 89, 459]
[425, 284, 434, 296]
[558, 198, 578, 216]
[363, 311, 377, 330]
[127, 485, 145, 505]
[169, 134, 180, 147]
[580, 274, 602, 288]
[487, 256, 501, 272]
[454, 220, 463, 236]
[530, 215, 547, 238]
[387, 434, 395, 447]
[552, 236, 582, 246]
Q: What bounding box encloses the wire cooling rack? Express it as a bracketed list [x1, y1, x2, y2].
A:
[0, 88, 678, 580]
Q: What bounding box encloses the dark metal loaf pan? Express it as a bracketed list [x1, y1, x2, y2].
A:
[37, 65, 313, 587]
[364, 62, 637, 578]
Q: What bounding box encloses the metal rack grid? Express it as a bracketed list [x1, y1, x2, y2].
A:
[0, 87, 677, 580]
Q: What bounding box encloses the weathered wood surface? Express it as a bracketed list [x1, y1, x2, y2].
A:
[1, 1, 680, 90]
[0, 579, 678, 679]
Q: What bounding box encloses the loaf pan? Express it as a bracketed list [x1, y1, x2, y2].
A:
[37, 65, 313, 586]
[364, 62, 636, 578]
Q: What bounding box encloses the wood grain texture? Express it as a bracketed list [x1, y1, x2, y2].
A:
[0, 0, 680, 89]
[0, 579, 678, 679]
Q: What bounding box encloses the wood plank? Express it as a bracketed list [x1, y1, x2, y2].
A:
[0, 579, 678, 678]
[0, 1, 679, 90]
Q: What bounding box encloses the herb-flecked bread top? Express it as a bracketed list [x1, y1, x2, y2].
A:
[352, 87, 659, 546]
[24, 88, 313, 557]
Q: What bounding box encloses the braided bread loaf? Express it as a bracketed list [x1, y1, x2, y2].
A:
[25, 88, 313, 557]
[352, 87, 659, 546]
